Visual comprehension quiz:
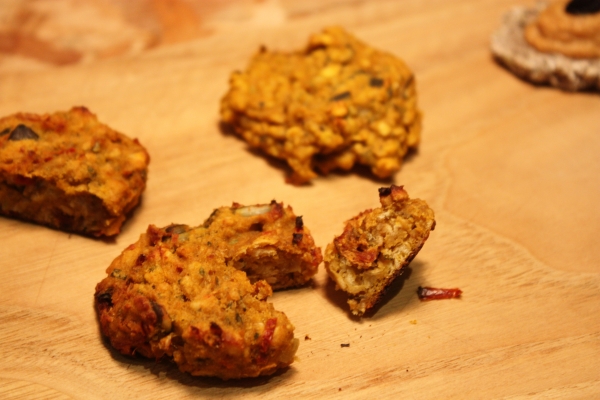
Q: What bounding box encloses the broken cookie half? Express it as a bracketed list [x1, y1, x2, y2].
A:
[324, 186, 435, 316]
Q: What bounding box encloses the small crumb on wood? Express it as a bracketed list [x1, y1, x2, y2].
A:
[340, 343, 350, 348]
[305, 335, 311, 341]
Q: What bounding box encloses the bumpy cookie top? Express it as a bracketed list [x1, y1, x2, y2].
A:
[95, 219, 298, 379]
[0, 107, 149, 216]
[221, 26, 421, 184]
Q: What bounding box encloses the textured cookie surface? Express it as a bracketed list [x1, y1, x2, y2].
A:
[0, 107, 149, 236]
[221, 26, 421, 184]
[491, 2, 600, 91]
[95, 201, 321, 379]
[324, 186, 435, 316]
[202, 201, 322, 290]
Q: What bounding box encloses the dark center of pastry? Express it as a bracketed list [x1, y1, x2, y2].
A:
[566, 0, 600, 15]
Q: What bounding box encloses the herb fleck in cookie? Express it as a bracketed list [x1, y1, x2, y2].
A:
[0, 107, 149, 236]
[221, 26, 422, 184]
[324, 185, 435, 316]
[95, 201, 321, 379]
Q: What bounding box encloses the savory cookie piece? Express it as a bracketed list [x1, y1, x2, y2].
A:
[95, 224, 299, 380]
[202, 201, 322, 290]
[95, 202, 321, 379]
[324, 185, 435, 316]
[221, 26, 421, 184]
[491, 0, 600, 91]
[0, 107, 149, 236]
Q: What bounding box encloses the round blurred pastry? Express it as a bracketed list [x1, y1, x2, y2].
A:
[491, 0, 600, 91]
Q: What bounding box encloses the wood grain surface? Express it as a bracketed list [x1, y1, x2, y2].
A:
[1, 0, 599, 398]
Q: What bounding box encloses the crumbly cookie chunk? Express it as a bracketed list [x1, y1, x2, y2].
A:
[0, 107, 149, 236]
[324, 186, 435, 316]
[202, 201, 322, 289]
[95, 201, 321, 379]
[221, 26, 421, 184]
[525, 0, 600, 59]
[491, 2, 600, 91]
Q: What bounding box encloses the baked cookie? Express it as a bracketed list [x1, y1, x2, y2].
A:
[491, 0, 600, 91]
[221, 26, 421, 184]
[324, 185, 435, 316]
[95, 201, 321, 379]
[202, 201, 322, 290]
[0, 107, 149, 236]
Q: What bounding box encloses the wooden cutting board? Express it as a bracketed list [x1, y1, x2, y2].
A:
[0, 0, 598, 398]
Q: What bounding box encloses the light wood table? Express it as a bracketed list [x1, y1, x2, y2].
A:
[0, 0, 598, 398]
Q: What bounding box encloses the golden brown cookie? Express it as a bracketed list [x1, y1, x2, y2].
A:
[221, 26, 421, 184]
[95, 201, 321, 379]
[324, 185, 435, 316]
[0, 107, 149, 236]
